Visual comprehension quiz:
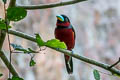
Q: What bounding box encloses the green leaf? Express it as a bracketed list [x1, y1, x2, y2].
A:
[0, 73, 3, 77]
[7, 7, 27, 21]
[0, 23, 6, 29]
[35, 34, 67, 49]
[2, 0, 7, 4]
[0, 18, 6, 29]
[0, 18, 11, 29]
[0, 18, 5, 23]
[93, 69, 100, 80]
[0, 24, 11, 29]
[12, 76, 23, 80]
[29, 59, 36, 67]
[8, 76, 24, 80]
[7, 25, 12, 28]
[45, 39, 67, 49]
[35, 34, 45, 46]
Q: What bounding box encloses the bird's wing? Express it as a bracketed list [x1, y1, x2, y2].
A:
[71, 25, 76, 40]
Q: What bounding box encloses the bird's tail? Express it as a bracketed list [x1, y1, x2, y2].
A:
[64, 55, 73, 74]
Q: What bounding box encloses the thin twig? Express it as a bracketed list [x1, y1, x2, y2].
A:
[4, 3, 13, 78]
[8, 29, 120, 76]
[16, 0, 87, 10]
[109, 58, 120, 69]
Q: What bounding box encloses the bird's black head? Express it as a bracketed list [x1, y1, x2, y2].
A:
[56, 14, 70, 23]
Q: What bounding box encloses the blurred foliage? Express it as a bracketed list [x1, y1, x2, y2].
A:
[0, 73, 3, 77]
[2, 0, 7, 4]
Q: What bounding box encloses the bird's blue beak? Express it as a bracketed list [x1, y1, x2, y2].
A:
[56, 15, 64, 21]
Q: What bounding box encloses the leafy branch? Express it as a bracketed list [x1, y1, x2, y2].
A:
[8, 29, 120, 76]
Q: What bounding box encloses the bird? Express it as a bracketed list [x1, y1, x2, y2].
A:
[55, 14, 75, 74]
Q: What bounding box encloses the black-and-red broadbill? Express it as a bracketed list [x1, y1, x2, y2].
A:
[55, 14, 75, 74]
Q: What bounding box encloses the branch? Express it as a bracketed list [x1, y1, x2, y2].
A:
[0, 30, 6, 49]
[109, 58, 120, 69]
[8, 29, 120, 75]
[16, 0, 87, 10]
[0, 51, 19, 76]
[0, 0, 19, 77]
[8, 29, 36, 42]
[9, 0, 16, 7]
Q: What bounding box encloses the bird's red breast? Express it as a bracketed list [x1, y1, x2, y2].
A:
[55, 28, 75, 50]
[55, 28, 75, 60]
